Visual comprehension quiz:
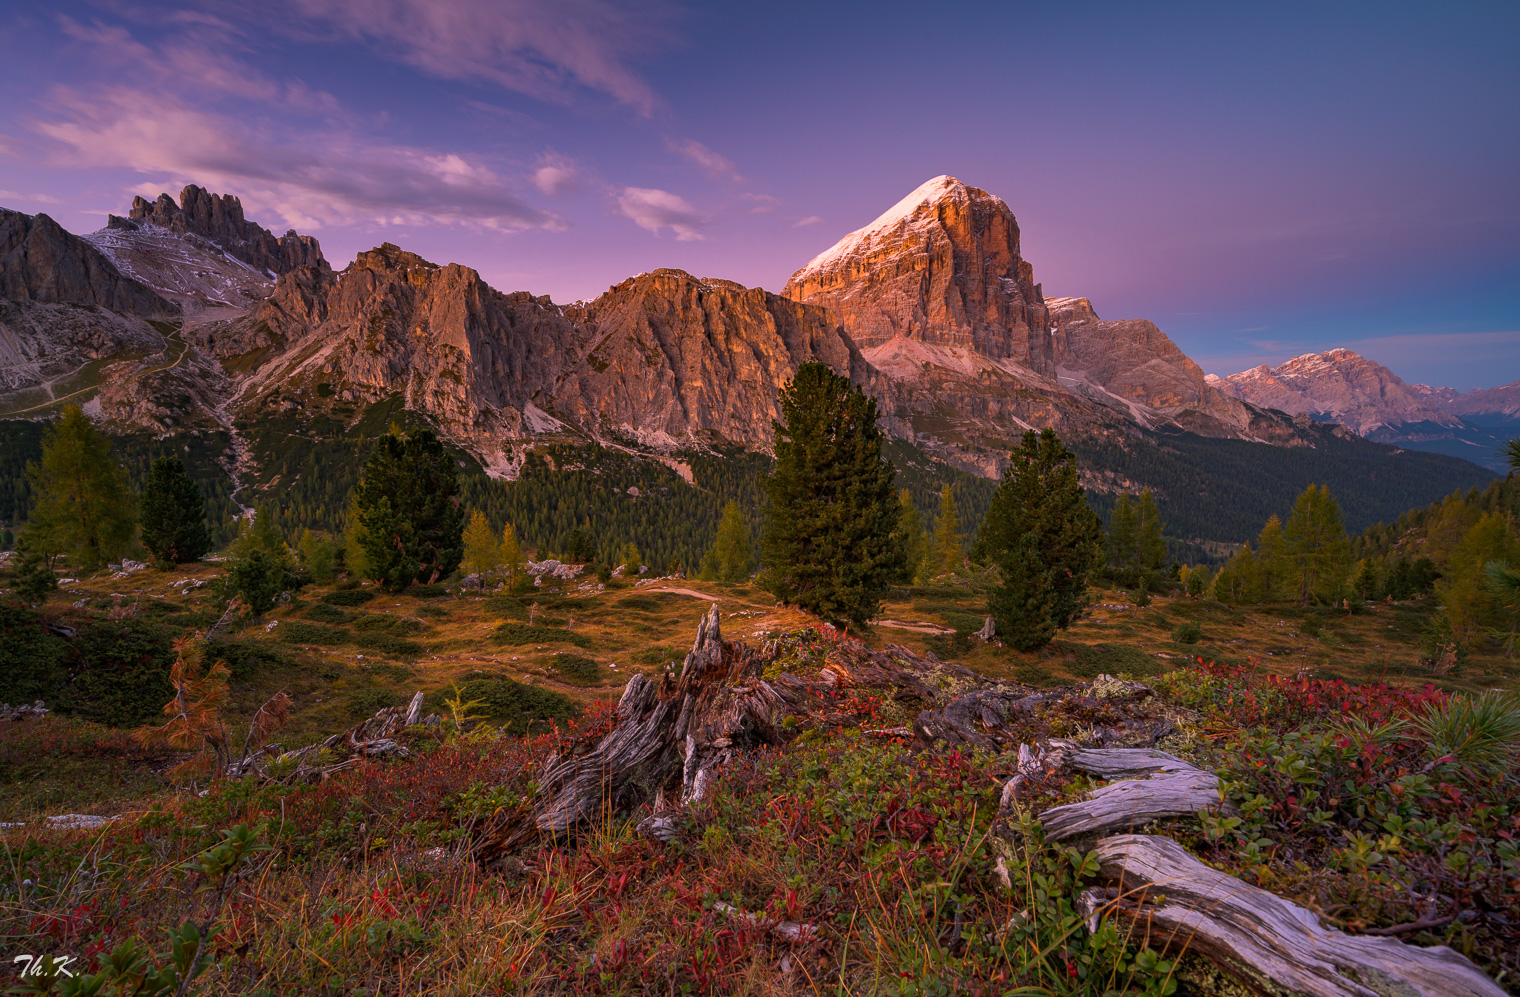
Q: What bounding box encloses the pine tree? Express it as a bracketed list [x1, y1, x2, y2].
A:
[1106, 493, 1139, 572]
[700, 501, 755, 583]
[760, 362, 905, 629]
[977, 429, 1104, 649]
[1138, 489, 1166, 571]
[1283, 484, 1352, 606]
[500, 522, 525, 591]
[25, 405, 136, 570]
[1255, 515, 1289, 601]
[297, 530, 339, 582]
[228, 508, 294, 616]
[894, 489, 928, 584]
[461, 510, 501, 575]
[928, 485, 964, 577]
[351, 428, 465, 592]
[139, 455, 212, 566]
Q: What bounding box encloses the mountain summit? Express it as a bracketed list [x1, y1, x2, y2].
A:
[783, 175, 1051, 370]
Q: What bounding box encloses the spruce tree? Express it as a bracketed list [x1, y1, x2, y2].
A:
[12, 533, 57, 606]
[976, 429, 1103, 649]
[500, 523, 525, 591]
[228, 507, 295, 615]
[928, 484, 964, 577]
[351, 428, 465, 592]
[25, 405, 136, 570]
[1106, 493, 1139, 572]
[701, 501, 755, 583]
[1283, 484, 1351, 605]
[760, 362, 905, 629]
[1138, 489, 1166, 571]
[139, 455, 212, 566]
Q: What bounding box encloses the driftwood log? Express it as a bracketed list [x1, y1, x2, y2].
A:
[1083, 834, 1505, 997]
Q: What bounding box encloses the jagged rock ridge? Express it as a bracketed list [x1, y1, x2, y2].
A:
[110, 185, 326, 277]
[1, 208, 172, 317]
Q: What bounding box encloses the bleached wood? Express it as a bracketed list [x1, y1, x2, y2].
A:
[1089, 834, 1505, 997]
[1039, 748, 1221, 841]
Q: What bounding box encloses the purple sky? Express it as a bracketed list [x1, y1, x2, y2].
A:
[2, 1, 1516, 389]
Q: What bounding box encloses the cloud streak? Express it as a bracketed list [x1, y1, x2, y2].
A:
[616, 187, 707, 240]
[285, 0, 672, 114]
[34, 86, 558, 232]
[670, 138, 740, 180]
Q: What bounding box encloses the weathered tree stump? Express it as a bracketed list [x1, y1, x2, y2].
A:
[533, 605, 791, 835]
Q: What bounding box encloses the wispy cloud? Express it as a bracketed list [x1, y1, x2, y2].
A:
[739, 192, 781, 214]
[669, 138, 740, 180]
[286, 0, 673, 114]
[616, 186, 707, 240]
[793, 215, 825, 228]
[34, 86, 559, 232]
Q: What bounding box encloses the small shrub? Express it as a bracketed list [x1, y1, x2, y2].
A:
[345, 687, 402, 720]
[322, 588, 376, 607]
[1067, 643, 1160, 679]
[352, 631, 425, 659]
[304, 602, 352, 624]
[614, 595, 664, 612]
[1413, 691, 1520, 768]
[277, 621, 351, 647]
[410, 583, 448, 599]
[1170, 621, 1203, 645]
[630, 645, 676, 667]
[352, 614, 425, 636]
[208, 638, 300, 680]
[0, 604, 69, 705]
[546, 654, 600, 685]
[436, 674, 577, 736]
[493, 622, 590, 648]
[62, 620, 176, 728]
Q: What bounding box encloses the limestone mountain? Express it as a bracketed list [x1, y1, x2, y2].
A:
[1215, 349, 1517, 471]
[1, 208, 171, 317]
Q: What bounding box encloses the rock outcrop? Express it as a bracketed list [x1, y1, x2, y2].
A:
[1048, 296, 1253, 435]
[557, 269, 885, 447]
[110, 185, 326, 276]
[1, 208, 172, 316]
[783, 176, 1052, 371]
[199, 243, 586, 453]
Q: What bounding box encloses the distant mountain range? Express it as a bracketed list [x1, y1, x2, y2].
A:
[1211, 349, 1519, 472]
[0, 178, 1496, 548]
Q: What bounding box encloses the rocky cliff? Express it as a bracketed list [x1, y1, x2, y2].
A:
[1048, 296, 1253, 435]
[560, 269, 884, 447]
[110, 185, 326, 276]
[782, 176, 1052, 371]
[1, 208, 172, 316]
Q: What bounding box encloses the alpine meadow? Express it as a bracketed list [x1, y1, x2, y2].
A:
[2, 4, 1519, 995]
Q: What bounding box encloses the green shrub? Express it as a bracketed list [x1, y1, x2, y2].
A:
[493, 622, 590, 648]
[304, 602, 352, 624]
[352, 614, 425, 636]
[207, 638, 300, 680]
[410, 583, 448, 599]
[629, 646, 676, 667]
[0, 604, 68, 704]
[352, 631, 425, 659]
[546, 654, 600, 685]
[482, 594, 526, 617]
[345, 687, 403, 720]
[322, 589, 376, 607]
[441, 674, 577, 736]
[1170, 621, 1203, 645]
[1413, 691, 1520, 768]
[277, 621, 351, 646]
[1066, 643, 1161, 679]
[62, 620, 176, 728]
[615, 595, 664, 612]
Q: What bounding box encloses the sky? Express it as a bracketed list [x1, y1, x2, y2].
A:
[1, 1, 1516, 389]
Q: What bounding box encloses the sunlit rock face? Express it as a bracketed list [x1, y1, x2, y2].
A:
[782, 176, 1052, 372]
